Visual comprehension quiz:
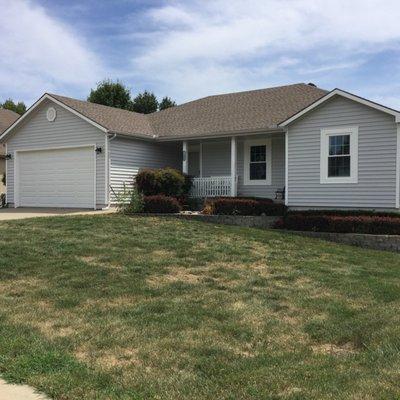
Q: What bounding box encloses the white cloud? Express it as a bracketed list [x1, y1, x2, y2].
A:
[1, 0, 400, 108]
[130, 0, 400, 103]
[0, 0, 103, 104]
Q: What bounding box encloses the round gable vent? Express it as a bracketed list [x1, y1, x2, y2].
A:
[46, 107, 57, 122]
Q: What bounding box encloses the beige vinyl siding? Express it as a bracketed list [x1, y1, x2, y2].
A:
[6, 99, 106, 207]
[109, 137, 181, 199]
[288, 96, 398, 209]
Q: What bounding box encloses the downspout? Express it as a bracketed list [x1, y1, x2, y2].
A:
[103, 133, 117, 210]
[285, 127, 289, 207]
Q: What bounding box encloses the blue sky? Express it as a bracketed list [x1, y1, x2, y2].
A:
[1, 0, 400, 108]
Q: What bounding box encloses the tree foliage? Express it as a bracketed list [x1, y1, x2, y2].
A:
[87, 80, 133, 110]
[87, 80, 177, 114]
[131, 91, 159, 114]
[1, 99, 26, 115]
[159, 96, 177, 111]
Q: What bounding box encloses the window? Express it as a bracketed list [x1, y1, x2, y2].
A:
[320, 127, 358, 184]
[250, 145, 266, 180]
[244, 138, 272, 185]
[328, 135, 350, 177]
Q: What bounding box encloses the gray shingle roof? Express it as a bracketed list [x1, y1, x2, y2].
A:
[49, 94, 154, 137]
[0, 109, 19, 134]
[50, 83, 328, 139]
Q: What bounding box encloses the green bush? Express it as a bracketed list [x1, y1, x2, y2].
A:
[135, 168, 192, 197]
[203, 197, 286, 216]
[143, 195, 181, 213]
[274, 214, 400, 235]
[115, 184, 144, 214]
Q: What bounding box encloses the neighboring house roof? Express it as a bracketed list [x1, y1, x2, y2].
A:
[279, 88, 400, 127]
[0, 109, 19, 155]
[0, 108, 19, 134]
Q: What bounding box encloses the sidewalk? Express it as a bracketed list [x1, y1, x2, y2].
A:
[0, 378, 49, 400]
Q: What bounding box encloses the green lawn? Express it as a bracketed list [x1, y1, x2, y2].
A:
[0, 215, 399, 399]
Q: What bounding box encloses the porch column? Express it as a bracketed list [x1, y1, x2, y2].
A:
[182, 141, 188, 174]
[230, 136, 237, 197]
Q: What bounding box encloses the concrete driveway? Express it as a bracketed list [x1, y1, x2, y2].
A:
[0, 207, 115, 221]
[0, 378, 48, 400]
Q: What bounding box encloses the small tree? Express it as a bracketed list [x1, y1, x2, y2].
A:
[88, 79, 133, 110]
[159, 96, 176, 111]
[131, 91, 158, 114]
[1, 99, 26, 115]
[115, 184, 144, 214]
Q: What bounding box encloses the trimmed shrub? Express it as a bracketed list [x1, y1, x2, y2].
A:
[287, 209, 400, 218]
[184, 197, 204, 211]
[204, 197, 286, 216]
[135, 168, 192, 198]
[143, 195, 181, 213]
[135, 169, 161, 196]
[275, 214, 400, 235]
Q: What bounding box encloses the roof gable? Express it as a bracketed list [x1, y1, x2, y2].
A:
[0, 94, 109, 142]
[50, 94, 154, 138]
[279, 89, 400, 127]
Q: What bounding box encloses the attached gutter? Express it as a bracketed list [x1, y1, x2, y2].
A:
[107, 131, 158, 141]
[156, 126, 284, 142]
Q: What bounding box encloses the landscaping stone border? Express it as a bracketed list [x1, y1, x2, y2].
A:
[130, 213, 400, 252]
[284, 230, 400, 253]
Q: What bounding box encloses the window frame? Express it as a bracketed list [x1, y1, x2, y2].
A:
[320, 126, 358, 184]
[243, 138, 272, 186]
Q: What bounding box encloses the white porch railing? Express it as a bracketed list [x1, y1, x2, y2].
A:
[190, 176, 234, 198]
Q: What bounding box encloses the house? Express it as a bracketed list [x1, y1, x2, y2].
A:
[0, 83, 399, 211]
[0, 109, 20, 194]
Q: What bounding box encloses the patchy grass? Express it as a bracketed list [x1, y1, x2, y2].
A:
[0, 214, 399, 399]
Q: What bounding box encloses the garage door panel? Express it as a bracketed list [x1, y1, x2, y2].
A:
[17, 147, 95, 208]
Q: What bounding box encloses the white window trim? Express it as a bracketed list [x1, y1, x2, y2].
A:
[244, 138, 272, 185]
[320, 126, 358, 184]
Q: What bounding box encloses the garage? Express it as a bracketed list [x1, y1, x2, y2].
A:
[16, 146, 95, 209]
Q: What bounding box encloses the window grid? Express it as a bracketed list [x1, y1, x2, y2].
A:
[249, 145, 266, 180]
[328, 135, 351, 178]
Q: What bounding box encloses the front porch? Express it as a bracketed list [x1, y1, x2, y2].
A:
[190, 176, 237, 198]
[180, 133, 286, 200]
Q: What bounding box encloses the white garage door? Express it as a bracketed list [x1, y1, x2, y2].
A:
[17, 146, 95, 208]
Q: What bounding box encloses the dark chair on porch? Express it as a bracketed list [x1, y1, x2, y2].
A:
[275, 187, 285, 201]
